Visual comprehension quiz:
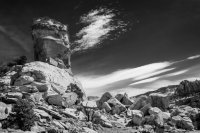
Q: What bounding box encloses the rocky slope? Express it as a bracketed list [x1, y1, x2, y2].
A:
[0, 17, 199, 133]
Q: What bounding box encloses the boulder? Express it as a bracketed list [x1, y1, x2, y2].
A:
[131, 110, 144, 126]
[115, 94, 124, 102]
[182, 117, 194, 130]
[140, 103, 151, 116]
[162, 112, 171, 122]
[171, 115, 194, 130]
[148, 107, 162, 116]
[98, 92, 113, 107]
[19, 85, 38, 93]
[93, 111, 113, 128]
[121, 93, 133, 105]
[150, 93, 169, 111]
[46, 92, 78, 107]
[14, 75, 34, 86]
[107, 97, 126, 114]
[0, 76, 12, 86]
[0, 102, 12, 120]
[30, 92, 43, 104]
[102, 102, 112, 112]
[30, 81, 51, 92]
[129, 95, 149, 110]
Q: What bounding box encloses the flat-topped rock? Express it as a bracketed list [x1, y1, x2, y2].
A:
[32, 17, 71, 69]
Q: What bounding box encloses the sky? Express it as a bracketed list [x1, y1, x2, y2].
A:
[0, 0, 200, 96]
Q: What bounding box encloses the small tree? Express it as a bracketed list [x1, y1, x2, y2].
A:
[2, 99, 38, 131]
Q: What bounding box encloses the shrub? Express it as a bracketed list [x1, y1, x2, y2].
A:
[2, 99, 38, 131]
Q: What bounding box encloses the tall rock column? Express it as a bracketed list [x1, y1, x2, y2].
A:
[32, 17, 71, 69]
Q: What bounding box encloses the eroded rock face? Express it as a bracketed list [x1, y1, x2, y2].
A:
[32, 17, 71, 69]
[175, 80, 200, 97]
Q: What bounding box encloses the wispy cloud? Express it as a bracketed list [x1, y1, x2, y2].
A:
[77, 61, 172, 89]
[164, 69, 189, 77]
[129, 77, 160, 86]
[187, 55, 200, 60]
[73, 7, 127, 52]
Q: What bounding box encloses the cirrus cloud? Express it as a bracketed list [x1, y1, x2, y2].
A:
[73, 7, 128, 52]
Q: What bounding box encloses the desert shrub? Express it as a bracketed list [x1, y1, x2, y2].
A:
[0, 56, 27, 76]
[7, 55, 27, 67]
[2, 99, 38, 131]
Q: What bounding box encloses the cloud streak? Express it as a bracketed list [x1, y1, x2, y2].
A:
[77, 61, 172, 89]
[73, 8, 127, 52]
[77, 54, 200, 96]
[187, 55, 200, 60]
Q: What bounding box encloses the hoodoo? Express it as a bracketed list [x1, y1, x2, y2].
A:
[32, 17, 71, 69]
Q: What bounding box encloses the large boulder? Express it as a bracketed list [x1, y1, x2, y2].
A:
[121, 93, 133, 105]
[107, 97, 126, 115]
[150, 93, 169, 111]
[93, 111, 113, 128]
[20, 61, 86, 104]
[98, 92, 113, 108]
[129, 95, 149, 110]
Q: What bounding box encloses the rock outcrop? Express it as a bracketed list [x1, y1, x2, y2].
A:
[32, 17, 71, 69]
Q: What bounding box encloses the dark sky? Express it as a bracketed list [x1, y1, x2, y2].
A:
[0, 0, 200, 96]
